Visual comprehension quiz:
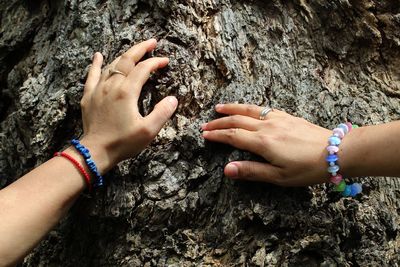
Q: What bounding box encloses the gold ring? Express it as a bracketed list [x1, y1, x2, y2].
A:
[109, 68, 127, 77]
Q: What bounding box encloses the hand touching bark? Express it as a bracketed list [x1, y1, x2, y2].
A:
[80, 39, 178, 173]
[202, 104, 332, 186]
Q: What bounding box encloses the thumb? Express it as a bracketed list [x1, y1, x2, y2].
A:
[224, 161, 281, 184]
[145, 96, 178, 133]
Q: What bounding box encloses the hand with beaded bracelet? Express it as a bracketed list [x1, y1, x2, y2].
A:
[202, 103, 400, 190]
[0, 39, 178, 266]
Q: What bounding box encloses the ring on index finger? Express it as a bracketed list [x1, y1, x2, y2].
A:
[259, 107, 273, 120]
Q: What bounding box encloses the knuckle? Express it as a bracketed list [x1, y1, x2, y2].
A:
[271, 170, 285, 186]
[80, 98, 88, 109]
[136, 61, 147, 68]
[229, 115, 240, 125]
[266, 119, 287, 134]
[121, 53, 130, 61]
[220, 129, 238, 145]
[267, 119, 279, 128]
[246, 105, 257, 114]
[226, 128, 238, 139]
[115, 87, 130, 100]
[260, 119, 271, 128]
[241, 164, 254, 178]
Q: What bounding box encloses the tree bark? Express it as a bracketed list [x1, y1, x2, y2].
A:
[1, 0, 400, 266]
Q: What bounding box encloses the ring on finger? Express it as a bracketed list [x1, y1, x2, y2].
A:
[109, 68, 127, 77]
[259, 107, 273, 120]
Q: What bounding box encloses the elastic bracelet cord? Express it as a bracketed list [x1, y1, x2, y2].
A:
[326, 122, 362, 197]
[71, 139, 104, 187]
[54, 152, 92, 192]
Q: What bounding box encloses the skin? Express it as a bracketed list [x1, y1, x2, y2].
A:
[202, 104, 400, 186]
[0, 39, 178, 266]
[1, 38, 400, 266]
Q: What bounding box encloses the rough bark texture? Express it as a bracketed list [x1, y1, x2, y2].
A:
[1, 0, 400, 266]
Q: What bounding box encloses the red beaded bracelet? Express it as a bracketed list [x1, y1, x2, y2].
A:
[54, 152, 92, 192]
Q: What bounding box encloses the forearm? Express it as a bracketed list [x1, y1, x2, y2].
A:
[340, 121, 400, 178]
[0, 140, 112, 266]
[0, 40, 175, 266]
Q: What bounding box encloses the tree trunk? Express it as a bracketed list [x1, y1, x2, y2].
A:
[1, 0, 400, 266]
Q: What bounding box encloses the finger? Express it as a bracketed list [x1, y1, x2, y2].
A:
[84, 52, 103, 96]
[215, 103, 283, 119]
[111, 56, 133, 79]
[224, 161, 282, 184]
[101, 57, 121, 82]
[202, 128, 261, 154]
[107, 39, 157, 68]
[145, 96, 178, 134]
[124, 57, 169, 99]
[123, 38, 158, 64]
[201, 115, 260, 131]
[112, 39, 158, 78]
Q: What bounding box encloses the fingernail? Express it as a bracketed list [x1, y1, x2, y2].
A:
[167, 96, 178, 108]
[201, 123, 208, 130]
[215, 104, 223, 110]
[92, 52, 98, 61]
[225, 163, 239, 178]
[202, 131, 209, 137]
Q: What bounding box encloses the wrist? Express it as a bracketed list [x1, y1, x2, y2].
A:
[337, 126, 366, 178]
[69, 136, 117, 175]
[339, 122, 400, 178]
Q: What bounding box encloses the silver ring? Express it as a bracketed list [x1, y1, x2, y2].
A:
[109, 68, 127, 77]
[259, 107, 272, 120]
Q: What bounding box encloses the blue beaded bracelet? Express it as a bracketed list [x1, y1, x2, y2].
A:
[326, 122, 362, 197]
[71, 139, 104, 187]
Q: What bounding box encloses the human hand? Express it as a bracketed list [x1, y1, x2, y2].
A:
[202, 104, 332, 186]
[79, 39, 178, 173]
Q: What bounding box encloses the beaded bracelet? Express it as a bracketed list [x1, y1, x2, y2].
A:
[54, 152, 92, 192]
[326, 122, 362, 197]
[71, 139, 104, 187]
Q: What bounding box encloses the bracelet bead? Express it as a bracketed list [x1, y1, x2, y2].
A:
[350, 183, 362, 196]
[326, 154, 338, 163]
[345, 122, 353, 132]
[328, 136, 341, 146]
[342, 185, 352, 197]
[330, 174, 343, 185]
[338, 123, 349, 134]
[332, 128, 345, 138]
[326, 145, 339, 154]
[335, 180, 346, 192]
[328, 165, 340, 173]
